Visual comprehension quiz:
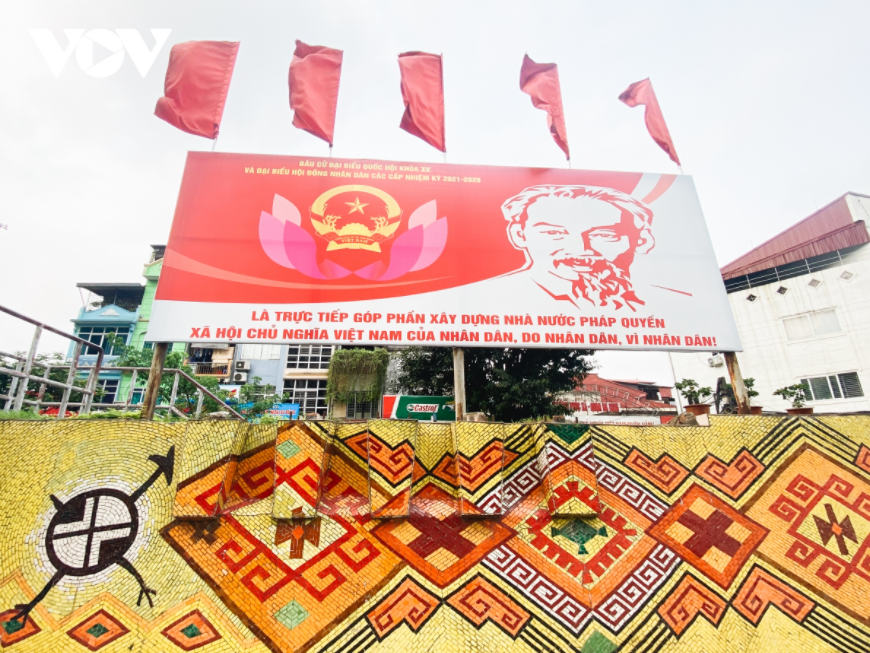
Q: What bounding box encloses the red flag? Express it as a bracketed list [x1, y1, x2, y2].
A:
[618, 79, 680, 165]
[154, 41, 239, 139]
[398, 52, 445, 152]
[519, 55, 569, 160]
[289, 40, 343, 146]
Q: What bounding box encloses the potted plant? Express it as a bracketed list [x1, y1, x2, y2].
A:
[773, 383, 813, 415]
[675, 379, 713, 416]
[744, 378, 762, 415]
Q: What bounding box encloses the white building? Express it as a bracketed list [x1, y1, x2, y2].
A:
[672, 192, 870, 413]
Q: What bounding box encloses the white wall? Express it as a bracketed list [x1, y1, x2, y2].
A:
[672, 234, 870, 413]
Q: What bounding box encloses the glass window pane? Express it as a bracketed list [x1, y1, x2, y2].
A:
[811, 309, 841, 336]
[783, 315, 813, 341]
[809, 376, 832, 400]
[829, 376, 842, 398]
[838, 372, 864, 398]
[800, 379, 812, 400]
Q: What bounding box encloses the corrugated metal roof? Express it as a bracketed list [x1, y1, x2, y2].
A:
[722, 221, 869, 279]
[720, 193, 868, 278]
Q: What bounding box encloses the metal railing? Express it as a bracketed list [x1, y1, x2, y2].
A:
[1, 304, 244, 420]
[188, 362, 229, 376]
[723, 247, 856, 293]
[0, 305, 103, 416]
[71, 366, 244, 420]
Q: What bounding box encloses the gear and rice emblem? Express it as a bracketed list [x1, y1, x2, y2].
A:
[259, 187, 448, 281]
[309, 185, 403, 252]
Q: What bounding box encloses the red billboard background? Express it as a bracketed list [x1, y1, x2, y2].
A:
[157, 153, 644, 304]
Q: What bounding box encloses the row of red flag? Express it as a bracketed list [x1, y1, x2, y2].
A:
[154, 40, 680, 166]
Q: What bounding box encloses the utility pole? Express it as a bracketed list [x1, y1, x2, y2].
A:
[724, 351, 751, 415]
[140, 343, 168, 420]
[452, 347, 466, 421]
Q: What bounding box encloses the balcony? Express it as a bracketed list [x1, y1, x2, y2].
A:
[189, 363, 229, 377]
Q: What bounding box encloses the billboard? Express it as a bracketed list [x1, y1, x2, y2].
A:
[267, 403, 300, 420]
[148, 152, 741, 351]
[385, 395, 456, 421]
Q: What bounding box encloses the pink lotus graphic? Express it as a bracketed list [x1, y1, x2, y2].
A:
[259, 194, 447, 281]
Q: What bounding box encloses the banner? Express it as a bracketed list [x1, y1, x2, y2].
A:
[149, 153, 741, 351]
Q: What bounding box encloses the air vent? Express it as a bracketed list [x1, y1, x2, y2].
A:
[841, 271, 855, 281]
[746, 294, 758, 302]
[807, 278, 822, 289]
[776, 286, 788, 295]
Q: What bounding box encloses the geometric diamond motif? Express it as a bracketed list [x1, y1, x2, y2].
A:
[550, 424, 591, 445]
[0, 609, 41, 648]
[745, 444, 870, 623]
[372, 482, 513, 588]
[67, 609, 130, 651]
[277, 439, 302, 459]
[648, 484, 768, 589]
[161, 609, 222, 651]
[274, 600, 309, 631]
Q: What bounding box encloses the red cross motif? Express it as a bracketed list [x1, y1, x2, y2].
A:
[677, 509, 742, 559]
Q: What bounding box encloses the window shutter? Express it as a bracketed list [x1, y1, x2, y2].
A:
[838, 372, 864, 399]
[808, 377, 832, 400]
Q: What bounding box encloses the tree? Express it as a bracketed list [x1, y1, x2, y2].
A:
[108, 336, 227, 413]
[394, 347, 594, 422]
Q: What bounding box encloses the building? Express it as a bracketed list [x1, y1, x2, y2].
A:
[231, 344, 386, 419]
[71, 245, 228, 406]
[672, 192, 870, 412]
[559, 373, 676, 423]
[71, 246, 388, 416]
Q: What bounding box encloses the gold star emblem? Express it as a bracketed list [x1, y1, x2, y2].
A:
[345, 197, 368, 215]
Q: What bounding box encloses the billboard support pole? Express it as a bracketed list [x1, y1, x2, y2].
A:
[140, 343, 168, 421]
[724, 351, 751, 415]
[452, 347, 466, 421]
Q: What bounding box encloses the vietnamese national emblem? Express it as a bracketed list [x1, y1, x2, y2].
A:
[259, 187, 447, 281]
[309, 185, 402, 252]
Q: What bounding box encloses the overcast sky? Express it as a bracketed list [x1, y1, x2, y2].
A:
[2, 1, 869, 384]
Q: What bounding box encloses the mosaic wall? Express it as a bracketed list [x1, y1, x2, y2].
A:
[1, 416, 870, 652]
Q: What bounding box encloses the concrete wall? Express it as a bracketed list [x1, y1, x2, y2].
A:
[1, 415, 870, 651]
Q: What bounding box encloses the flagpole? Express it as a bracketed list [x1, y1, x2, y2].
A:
[441, 52, 446, 165]
[212, 135, 218, 152]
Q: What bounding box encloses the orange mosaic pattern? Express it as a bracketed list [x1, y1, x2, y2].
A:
[1, 415, 870, 652]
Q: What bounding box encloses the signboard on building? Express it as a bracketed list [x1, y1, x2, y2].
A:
[267, 402, 300, 419]
[385, 395, 456, 421]
[148, 152, 741, 351]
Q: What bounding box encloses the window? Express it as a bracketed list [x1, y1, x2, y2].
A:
[776, 286, 788, 295]
[247, 384, 276, 402]
[76, 326, 131, 355]
[800, 373, 864, 401]
[239, 344, 281, 360]
[283, 379, 328, 415]
[782, 309, 841, 341]
[346, 393, 381, 419]
[96, 379, 120, 404]
[286, 345, 333, 370]
[840, 271, 855, 281]
[807, 278, 822, 289]
[746, 294, 758, 302]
